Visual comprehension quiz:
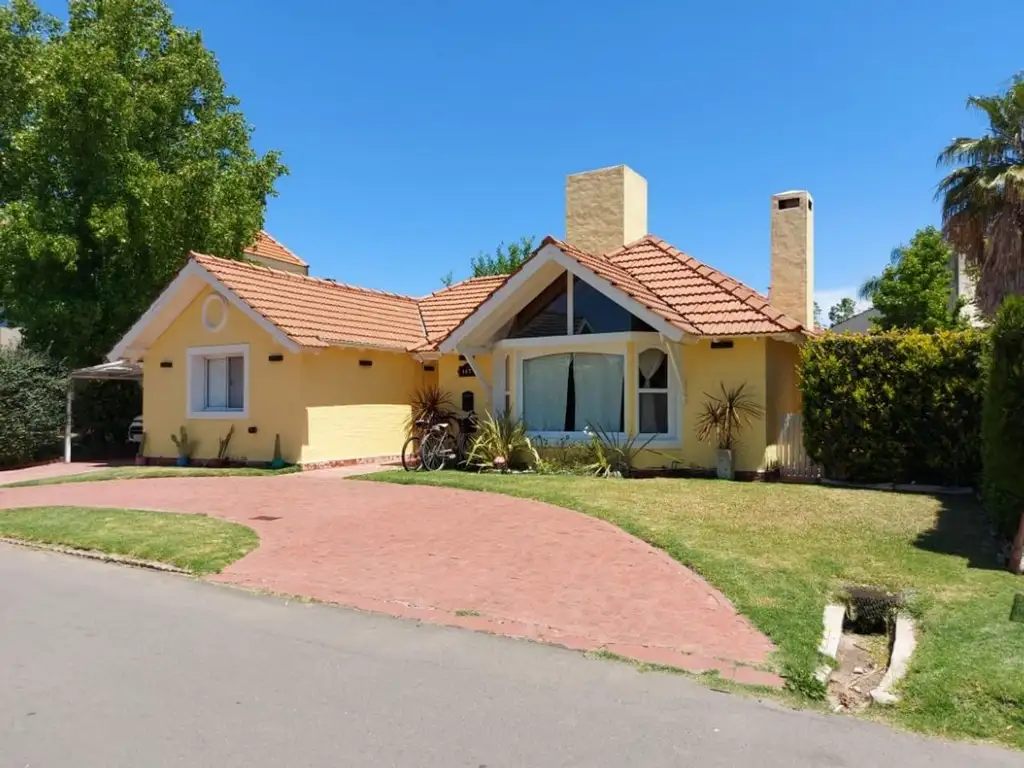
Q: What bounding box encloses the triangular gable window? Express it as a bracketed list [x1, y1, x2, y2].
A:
[506, 273, 653, 339]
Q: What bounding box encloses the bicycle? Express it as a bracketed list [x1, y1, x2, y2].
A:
[419, 412, 476, 471]
[401, 415, 443, 471]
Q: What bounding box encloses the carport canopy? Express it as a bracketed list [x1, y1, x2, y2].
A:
[65, 360, 142, 463]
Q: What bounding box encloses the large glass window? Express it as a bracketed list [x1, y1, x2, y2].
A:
[574, 277, 655, 334]
[638, 348, 669, 434]
[508, 276, 568, 338]
[522, 352, 624, 433]
[507, 273, 655, 338]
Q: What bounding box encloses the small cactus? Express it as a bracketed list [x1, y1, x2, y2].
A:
[217, 425, 235, 460]
[170, 426, 194, 459]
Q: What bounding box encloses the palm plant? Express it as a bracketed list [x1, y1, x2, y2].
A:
[406, 385, 454, 436]
[936, 74, 1024, 318]
[584, 423, 658, 478]
[694, 382, 764, 451]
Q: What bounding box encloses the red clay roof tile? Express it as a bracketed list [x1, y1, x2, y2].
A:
[243, 231, 308, 268]
[190, 229, 806, 352]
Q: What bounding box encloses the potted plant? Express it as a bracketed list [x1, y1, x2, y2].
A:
[170, 426, 195, 467]
[135, 432, 147, 466]
[694, 382, 764, 480]
[210, 425, 234, 468]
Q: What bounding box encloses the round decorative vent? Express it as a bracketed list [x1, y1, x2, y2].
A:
[202, 293, 228, 333]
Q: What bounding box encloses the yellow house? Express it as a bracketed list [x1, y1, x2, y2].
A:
[110, 165, 814, 474]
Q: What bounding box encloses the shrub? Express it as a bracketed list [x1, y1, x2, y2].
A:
[981, 297, 1024, 536]
[530, 435, 601, 475]
[466, 411, 531, 471]
[406, 385, 454, 436]
[0, 346, 69, 467]
[800, 330, 987, 486]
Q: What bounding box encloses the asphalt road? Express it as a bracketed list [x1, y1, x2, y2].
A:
[1, 545, 1019, 768]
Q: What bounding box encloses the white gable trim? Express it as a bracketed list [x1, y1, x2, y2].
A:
[108, 260, 301, 361]
[440, 243, 684, 352]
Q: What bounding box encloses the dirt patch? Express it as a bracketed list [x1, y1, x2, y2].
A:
[828, 631, 890, 712]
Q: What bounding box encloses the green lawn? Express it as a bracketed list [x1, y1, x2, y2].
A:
[0, 506, 258, 573]
[1, 465, 300, 488]
[363, 471, 1024, 749]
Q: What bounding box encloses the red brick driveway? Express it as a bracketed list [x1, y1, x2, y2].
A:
[0, 475, 780, 686]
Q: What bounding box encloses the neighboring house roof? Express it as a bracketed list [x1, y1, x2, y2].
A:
[829, 307, 880, 334]
[243, 230, 308, 269]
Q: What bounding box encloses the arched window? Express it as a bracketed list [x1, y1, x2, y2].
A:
[638, 348, 669, 434]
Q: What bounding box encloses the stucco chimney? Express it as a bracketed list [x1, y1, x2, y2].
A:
[565, 165, 647, 255]
[769, 190, 814, 328]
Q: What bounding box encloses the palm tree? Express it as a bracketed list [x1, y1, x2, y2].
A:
[858, 246, 903, 302]
[936, 74, 1024, 318]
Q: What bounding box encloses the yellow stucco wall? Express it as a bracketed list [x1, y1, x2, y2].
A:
[143, 287, 303, 463]
[437, 353, 493, 414]
[299, 348, 425, 464]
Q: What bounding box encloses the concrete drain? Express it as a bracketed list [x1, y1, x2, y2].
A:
[816, 586, 917, 712]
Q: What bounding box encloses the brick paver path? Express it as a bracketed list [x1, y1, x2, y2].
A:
[0, 475, 781, 686]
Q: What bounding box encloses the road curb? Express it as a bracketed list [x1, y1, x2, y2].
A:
[0, 537, 189, 574]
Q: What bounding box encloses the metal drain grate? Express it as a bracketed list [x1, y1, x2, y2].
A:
[250, 515, 281, 522]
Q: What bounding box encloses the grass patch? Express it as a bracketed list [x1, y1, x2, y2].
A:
[0, 506, 258, 574]
[2, 465, 300, 488]
[362, 471, 1024, 749]
[455, 609, 481, 617]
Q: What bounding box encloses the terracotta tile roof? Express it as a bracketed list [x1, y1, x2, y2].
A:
[603, 236, 803, 336]
[243, 230, 308, 268]
[193, 253, 425, 349]
[189, 230, 805, 353]
[542, 237, 702, 335]
[417, 276, 507, 343]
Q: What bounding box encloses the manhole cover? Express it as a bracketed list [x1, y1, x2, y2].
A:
[250, 515, 281, 522]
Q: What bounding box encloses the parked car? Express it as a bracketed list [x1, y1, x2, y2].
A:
[128, 415, 143, 444]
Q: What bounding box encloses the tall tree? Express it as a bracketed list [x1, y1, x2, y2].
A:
[937, 74, 1024, 318]
[827, 297, 857, 327]
[812, 301, 823, 329]
[469, 236, 535, 277]
[0, 0, 286, 367]
[861, 227, 963, 332]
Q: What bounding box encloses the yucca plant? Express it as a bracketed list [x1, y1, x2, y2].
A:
[584, 423, 658, 478]
[466, 411, 530, 472]
[694, 382, 764, 450]
[694, 382, 764, 479]
[406, 385, 454, 436]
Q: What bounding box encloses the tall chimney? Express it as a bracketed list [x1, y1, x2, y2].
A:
[565, 165, 647, 254]
[769, 190, 814, 328]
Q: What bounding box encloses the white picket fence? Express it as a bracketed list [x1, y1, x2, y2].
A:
[776, 412, 821, 480]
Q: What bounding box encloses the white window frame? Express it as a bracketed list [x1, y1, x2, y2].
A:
[186, 344, 250, 419]
[498, 332, 680, 446]
[634, 344, 678, 444]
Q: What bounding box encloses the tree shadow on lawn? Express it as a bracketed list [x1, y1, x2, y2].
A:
[912, 493, 1004, 571]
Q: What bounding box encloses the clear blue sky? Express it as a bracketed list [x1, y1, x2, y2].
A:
[38, 0, 1024, 309]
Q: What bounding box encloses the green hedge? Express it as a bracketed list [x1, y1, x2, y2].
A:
[800, 330, 987, 486]
[0, 345, 69, 467]
[982, 297, 1024, 536]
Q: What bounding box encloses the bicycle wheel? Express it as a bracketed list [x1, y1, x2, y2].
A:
[401, 435, 422, 471]
[421, 431, 448, 472]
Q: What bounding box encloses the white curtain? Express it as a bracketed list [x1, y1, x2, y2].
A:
[205, 358, 227, 409]
[574, 353, 624, 432]
[523, 354, 571, 431]
[638, 348, 666, 387]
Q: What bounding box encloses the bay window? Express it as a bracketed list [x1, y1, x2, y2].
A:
[522, 352, 624, 434]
